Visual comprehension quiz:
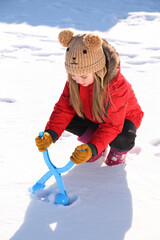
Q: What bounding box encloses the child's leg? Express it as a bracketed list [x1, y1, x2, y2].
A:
[77, 126, 103, 162]
[65, 114, 99, 137]
[65, 115, 102, 162]
[77, 127, 96, 143]
[109, 119, 137, 152]
[65, 115, 89, 136]
[105, 119, 137, 166]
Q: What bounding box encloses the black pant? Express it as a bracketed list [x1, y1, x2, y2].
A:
[65, 115, 136, 152]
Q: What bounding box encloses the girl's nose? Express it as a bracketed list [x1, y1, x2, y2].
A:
[72, 75, 81, 84]
[75, 77, 80, 83]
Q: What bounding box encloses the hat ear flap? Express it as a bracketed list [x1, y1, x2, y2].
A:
[83, 34, 102, 51]
[58, 30, 74, 47]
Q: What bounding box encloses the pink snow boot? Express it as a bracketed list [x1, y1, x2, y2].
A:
[77, 127, 102, 162]
[105, 148, 127, 166]
[77, 127, 96, 144]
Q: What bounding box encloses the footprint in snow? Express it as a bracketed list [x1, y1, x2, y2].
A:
[150, 138, 160, 147]
[129, 146, 142, 155]
[0, 98, 16, 103]
[150, 139, 160, 158]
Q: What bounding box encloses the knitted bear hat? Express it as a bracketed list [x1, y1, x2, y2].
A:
[58, 30, 106, 77]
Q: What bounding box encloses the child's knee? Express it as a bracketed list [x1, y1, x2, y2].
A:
[110, 131, 136, 152]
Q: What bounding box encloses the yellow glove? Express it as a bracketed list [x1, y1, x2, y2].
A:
[70, 144, 92, 164]
[35, 132, 53, 152]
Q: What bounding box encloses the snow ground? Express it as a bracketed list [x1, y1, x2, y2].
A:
[0, 1, 160, 239]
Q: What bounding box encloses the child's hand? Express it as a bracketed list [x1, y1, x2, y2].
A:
[70, 144, 92, 164]
[35, 132, 53, 152]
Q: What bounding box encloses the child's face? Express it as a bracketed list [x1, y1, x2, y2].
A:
[72, 73, 94, 87]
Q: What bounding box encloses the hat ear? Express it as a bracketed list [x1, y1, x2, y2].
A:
[58, 30, 74, 47]
[83, 34, 102, 51]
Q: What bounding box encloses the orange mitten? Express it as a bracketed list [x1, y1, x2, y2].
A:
[70, 144, 92, 164]
[35, 132, 53, 152]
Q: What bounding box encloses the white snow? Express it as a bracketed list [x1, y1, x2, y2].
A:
[0, 1, 160, 239]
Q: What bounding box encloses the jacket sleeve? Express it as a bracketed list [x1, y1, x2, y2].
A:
[88, 75, 129, 154]
[45, 81, 76, 140]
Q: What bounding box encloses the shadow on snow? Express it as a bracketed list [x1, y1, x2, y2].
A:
[11, 159, 132, 240]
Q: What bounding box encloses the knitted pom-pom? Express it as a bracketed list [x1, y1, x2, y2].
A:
[83, 34, 102, 50]
[58, 30, 74, 47]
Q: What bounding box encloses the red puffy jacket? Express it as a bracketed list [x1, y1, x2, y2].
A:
[45, 71, 144, 154]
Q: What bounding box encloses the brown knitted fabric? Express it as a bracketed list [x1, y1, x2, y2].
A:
[35, 132, 53, 152]
[58, 30, 106, 76]
[70, 144, 93, 164]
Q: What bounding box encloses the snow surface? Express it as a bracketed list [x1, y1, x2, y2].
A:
[0, 0, 160, 239]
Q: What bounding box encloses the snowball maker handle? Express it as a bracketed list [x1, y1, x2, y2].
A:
[30, 131, 75, 206]
[38, 131, 75, 173]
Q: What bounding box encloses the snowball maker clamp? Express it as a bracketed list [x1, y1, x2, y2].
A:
[30, 132, 75, 206]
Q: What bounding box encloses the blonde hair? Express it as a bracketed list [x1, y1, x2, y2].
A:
[68, 72, 111, 123]
[68, 39, 120, 123]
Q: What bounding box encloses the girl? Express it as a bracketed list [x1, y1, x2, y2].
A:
[35, 30, 144, 166]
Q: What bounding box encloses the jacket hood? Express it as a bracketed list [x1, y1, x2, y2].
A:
[102, 39, 120, 83]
